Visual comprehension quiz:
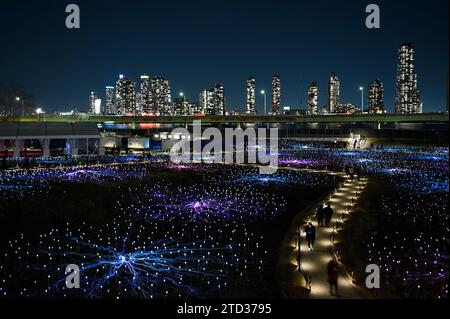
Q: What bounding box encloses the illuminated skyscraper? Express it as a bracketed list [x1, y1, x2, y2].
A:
[140, 74, 152, 114]
[88, 92, 97, 114]
[94, 99, 102, 115]
[307, 82, 319, 115]
[246, 77, 256, 114]
[395, 43, 423, 114]
[152, 76, 172, 115]
[199, 89, 214, 115]
[198, 84, 226, 115]
[115, 74, 136, 115]
[272, 75, 281, 115]
[213, 84, 226, 115]
[105, 86, 115, 115]
[328, 72, 340, 114]
[368, 80, 386, 114]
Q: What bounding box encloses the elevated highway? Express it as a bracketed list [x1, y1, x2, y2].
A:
[1, 113, 448, 125]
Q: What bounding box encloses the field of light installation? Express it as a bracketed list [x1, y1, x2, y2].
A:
[0, 142, 448, 299]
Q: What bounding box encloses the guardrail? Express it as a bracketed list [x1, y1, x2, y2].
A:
[330, 177, 377, 298]
[1, 112, 448, 124]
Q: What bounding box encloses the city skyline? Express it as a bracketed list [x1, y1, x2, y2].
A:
[0, 0, 448, 113]
[89, 41, 431, 117]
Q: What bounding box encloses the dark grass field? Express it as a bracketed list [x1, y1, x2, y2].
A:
[336, 176, 448, 299]
[0, 165, 340, 298]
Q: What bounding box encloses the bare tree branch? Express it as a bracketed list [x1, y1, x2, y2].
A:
[0, 83, 36, 116]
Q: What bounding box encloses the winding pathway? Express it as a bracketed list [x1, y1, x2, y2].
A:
[279, 170, 372, 299]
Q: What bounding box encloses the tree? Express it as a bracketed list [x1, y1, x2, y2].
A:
[0, 83, 35, 116]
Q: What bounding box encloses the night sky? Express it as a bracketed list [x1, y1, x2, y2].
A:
[0, 0, 448, 113]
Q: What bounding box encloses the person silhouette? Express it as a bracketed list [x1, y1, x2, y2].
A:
[316, 204, 325, 227]
[327, 259, 339, 296]
[305, 222, 316, 251]
[324, 203, 334, 227]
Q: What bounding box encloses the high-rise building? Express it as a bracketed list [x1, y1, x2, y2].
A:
[105, 86, 115, 115]
[213, 84, 226, 115]
[199, 89, 215, 115]
[94, 99, 102, 115]
[246, 77, 256, 114]
[307, 82, 319, 115]
[140, 74, 153, 115]
[395, 43, 423, 114]
[328, 72, 340, 114]
[272, 75, 281, 115]
[88, 92, 97, 114]
[368, 80, 386, 114]
[115, 74, 136, 115]
[152, 76, 172, 115]
[189, 102, 203, 115]
[335, 103, 358, 114]
[198, 84, 226, 115]
[135, 93, 143, 115]
[174, 95, 190, 115]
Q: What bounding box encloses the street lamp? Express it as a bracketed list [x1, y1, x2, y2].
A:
[16, 96, 25, 116]
[260, 90, 267, 115]
[36, 108, 46, 122]
[359, 87, 364, 113]
[178, 93, 187, 115]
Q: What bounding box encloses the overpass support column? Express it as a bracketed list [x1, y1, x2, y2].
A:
[39, 139, 50, 157]
[12, 139, 25, 157]
[86, 138, 90, 156]
[95, 138, 105, 156]
[65, 139, 78, 156]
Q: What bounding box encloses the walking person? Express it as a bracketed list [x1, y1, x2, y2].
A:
[305, 222, 316, 251]
[349, 166, 354, 180]
[344, 166, 350, 178]
[316, 204, 324, 227]
[324, 203, 334, 227]
[327, 259, 339, 296]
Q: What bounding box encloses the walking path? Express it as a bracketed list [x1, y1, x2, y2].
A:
[279, 172, 372, 299]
